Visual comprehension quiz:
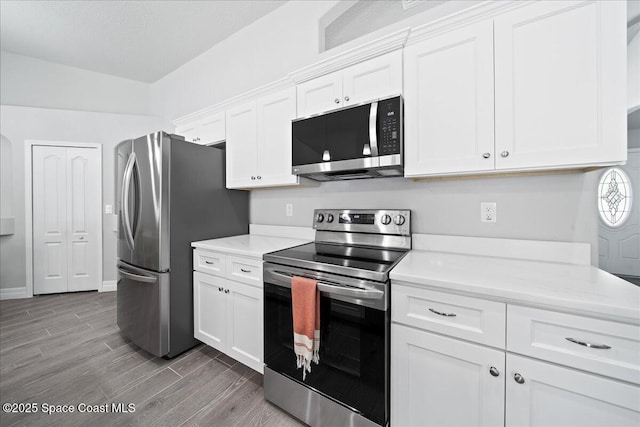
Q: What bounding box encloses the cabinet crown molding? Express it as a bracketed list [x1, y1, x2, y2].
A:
[288, 28, 410, 84]
[405, 0, 531, 46]
[171, 77, 294, 127]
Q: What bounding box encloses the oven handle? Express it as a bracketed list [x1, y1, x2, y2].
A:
[265, 269, 384, 300]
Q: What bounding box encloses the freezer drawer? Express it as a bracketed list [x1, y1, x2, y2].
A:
[117, 261, 170, 357]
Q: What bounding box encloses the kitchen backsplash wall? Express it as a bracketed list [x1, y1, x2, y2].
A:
[250, 171, 601, 264]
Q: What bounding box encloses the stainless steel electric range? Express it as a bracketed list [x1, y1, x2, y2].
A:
[263, 209, 411, 427]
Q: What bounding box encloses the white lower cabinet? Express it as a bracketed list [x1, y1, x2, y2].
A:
[506, 354, 640, 427]
[391, 283, 640, 427]
[193, 251, 264, 374]
[392, 324, 505, 427]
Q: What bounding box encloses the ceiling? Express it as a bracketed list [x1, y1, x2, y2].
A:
[0, 0, 286, 83]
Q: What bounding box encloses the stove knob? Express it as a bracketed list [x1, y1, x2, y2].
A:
[381, 214, 392, 225]
[394, 215, 406, 226]
[316, 213, 325, 223]
[326, 214, 334, 223]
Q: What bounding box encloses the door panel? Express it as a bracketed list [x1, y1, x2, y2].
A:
[117, 261, 170, 357]
[66, 147, 100, 291]
[226, 101, 258, 188]
[33, 145, 100, 295]
[33, 146, 67, 294]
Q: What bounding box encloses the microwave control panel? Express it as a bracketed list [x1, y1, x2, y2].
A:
[378, 97, 402, 156]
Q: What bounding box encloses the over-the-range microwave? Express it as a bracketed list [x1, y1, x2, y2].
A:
[291, 95, 403, 181]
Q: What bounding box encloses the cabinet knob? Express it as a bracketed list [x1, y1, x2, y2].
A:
[483, 152, 491, 159]
[501, 151, 510, 158]
[489, 367, 500, 377]
[251, 176, 256, 180]
[334, 98, 340, 104]
[218, 287, 223, 292]
[344, 96, 350, 102]
[257, 176, 261, 180]
[192, 138, 197, 142]
[514, 373, 525, 384]
[224, 289, 230, 294]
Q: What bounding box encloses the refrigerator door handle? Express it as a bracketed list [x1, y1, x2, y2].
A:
[122, 153, 136, 251]
[117, 267, 158, 284]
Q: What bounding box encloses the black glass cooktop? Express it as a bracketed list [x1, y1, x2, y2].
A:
[264, 242, 408, 282]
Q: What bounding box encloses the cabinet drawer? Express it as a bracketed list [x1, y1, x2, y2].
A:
[226, 255, 262, 287]
[193, 249, 226, 276]
[507, 305, 640, 384]
[392, 284, 506, 348]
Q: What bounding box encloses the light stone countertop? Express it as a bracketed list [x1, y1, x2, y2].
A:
[191, 234, 310, 259]
[391, 250, 640, 325]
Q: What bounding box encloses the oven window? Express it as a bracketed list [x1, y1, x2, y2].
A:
[264, 283, 388, 426]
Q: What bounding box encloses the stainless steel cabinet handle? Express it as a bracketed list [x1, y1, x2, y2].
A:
[218, 287, 223, 292]
[514, 373, 525, 384]
[489, 367, 500, 377]
[251, 176, 256, 180]
[428, 308, 457, 317]
[483, 152, 491, 159]
[224, 289, 230, 294]
[501, 151, 509, 157]
[566, 337, 611, 350]
[334, 98, 340, 104]
[205, 260, 214, 265]
[344, 96, 350, 102]
[240, 268, 251, 273]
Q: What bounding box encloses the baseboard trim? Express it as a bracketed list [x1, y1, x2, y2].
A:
[101, 280, 117, 292]
[0, 287, 29, 300]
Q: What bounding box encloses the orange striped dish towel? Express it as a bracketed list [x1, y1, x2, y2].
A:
[291, 276, 320, 380]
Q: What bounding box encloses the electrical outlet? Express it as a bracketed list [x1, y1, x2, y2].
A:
[480, 202, 496, 223]
[105, 204, 113, 215]
[286, 203, 293, 217]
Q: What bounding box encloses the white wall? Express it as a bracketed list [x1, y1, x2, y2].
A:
[0, 105, 163, 291]
[1, 51, 152, 116]
[251, 173, 600, 264]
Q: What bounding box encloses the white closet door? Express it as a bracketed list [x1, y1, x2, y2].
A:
[33, 146, 68, 294]
[33, 145, 100, 294]
[66, 147, 101, 292]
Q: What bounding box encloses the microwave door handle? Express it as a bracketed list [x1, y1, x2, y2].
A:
[369, 101, 379, 157]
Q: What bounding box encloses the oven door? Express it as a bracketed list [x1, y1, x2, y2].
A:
[263, 263, 389, 426]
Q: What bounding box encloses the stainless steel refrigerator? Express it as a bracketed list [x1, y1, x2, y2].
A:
[115, 131, 248, 358]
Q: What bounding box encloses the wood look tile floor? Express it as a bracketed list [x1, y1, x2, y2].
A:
[0, 291, 305, 427]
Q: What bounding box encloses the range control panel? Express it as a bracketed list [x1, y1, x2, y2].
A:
[313, 209, 410, 236]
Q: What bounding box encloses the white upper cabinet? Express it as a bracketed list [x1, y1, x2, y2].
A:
[494, 0, 626, 171]
[226, 101, 258, 189]
[296, 50, 402, 117]
[174, 111, 225, 145]
[404, 20, 495, 176]
[226, 87, 299, 189]
[257, 88, 298, 187]
[404, 0, 626, 178]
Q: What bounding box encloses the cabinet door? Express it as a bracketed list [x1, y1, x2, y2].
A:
[193, 272, 227, 352]
[342, 50, 403, 107]
[226, 280, 263, 373]
[175, 121, 199, 144]
[392, 324, 505, 427]
[506, 354, 640, 427]
[226, 101, 257, 189]
[296, 70, 342, 117]
[494, 1, 626, 170]
[256, 88, 299, 187]
[404, 20, 495, 177]
[198, 111, 225, 145]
